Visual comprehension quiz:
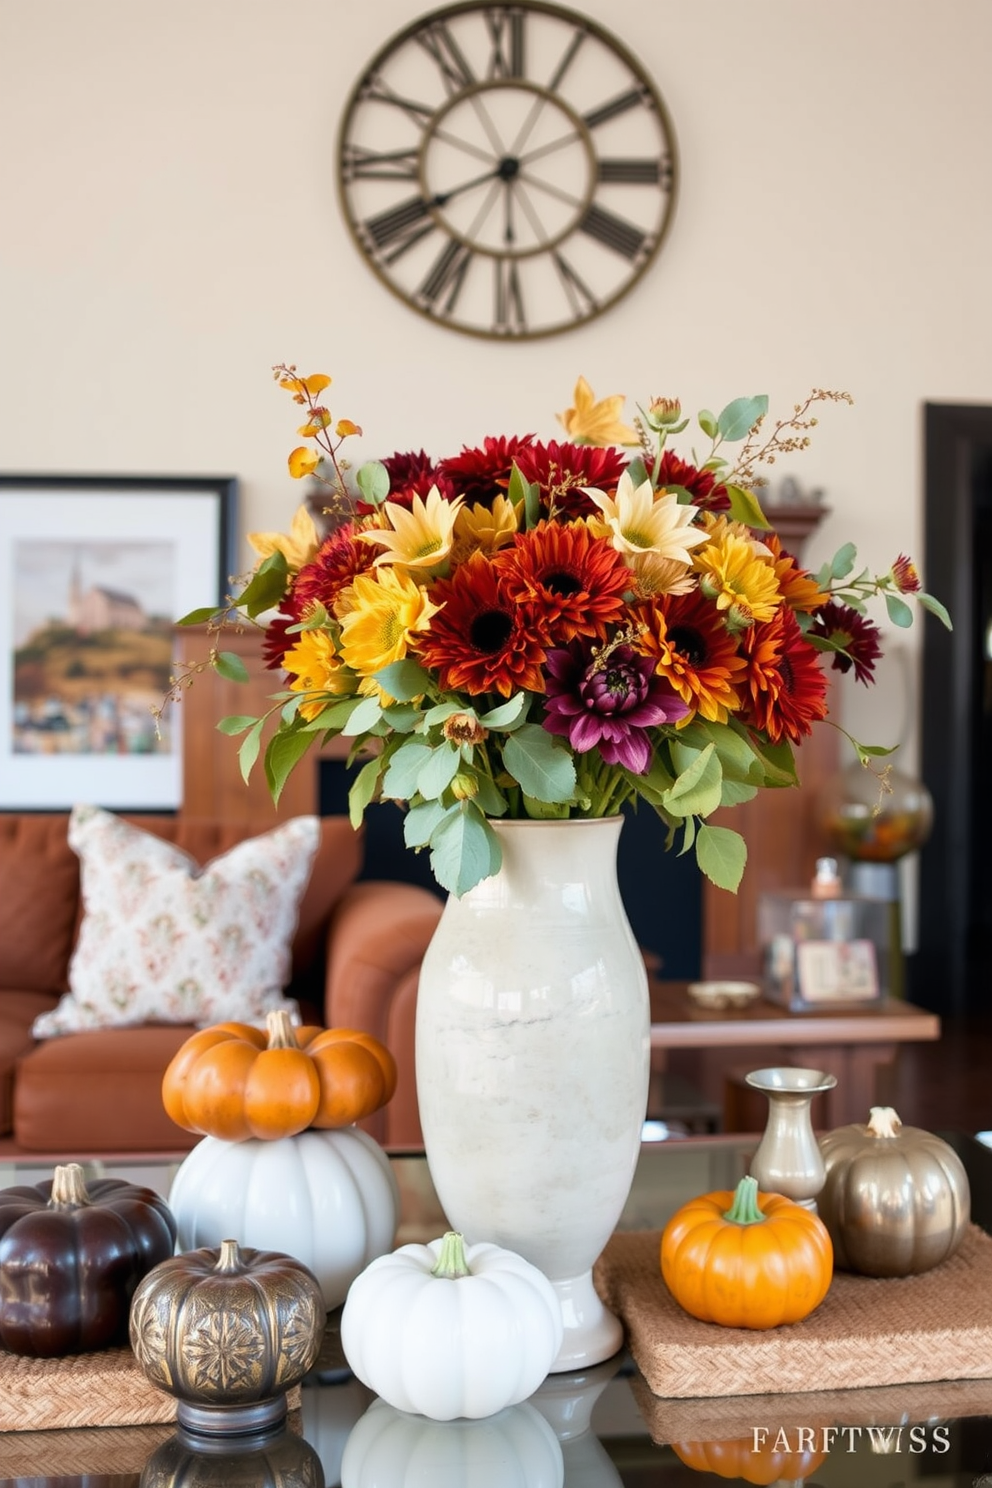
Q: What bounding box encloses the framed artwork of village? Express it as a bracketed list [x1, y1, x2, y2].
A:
[0, 474, 237, 810]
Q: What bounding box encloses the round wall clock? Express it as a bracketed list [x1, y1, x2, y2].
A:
[336, 2, 678, 340]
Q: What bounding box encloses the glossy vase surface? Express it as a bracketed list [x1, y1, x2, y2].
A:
[746, 1066, 838, 1210]
[415, 817, 650, 1372]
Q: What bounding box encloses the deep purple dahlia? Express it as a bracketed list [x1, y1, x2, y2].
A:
[542, 642, 689, 773]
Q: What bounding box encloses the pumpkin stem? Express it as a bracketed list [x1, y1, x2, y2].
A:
[265, 1008, 300, 1050]
[867, 1105, 903, 1138]
[431, 1231, 472, 1279]
[214, 1238, 246, 1273]
[724, 1175, 767, 1226]
[48, 1162, 91, 1209]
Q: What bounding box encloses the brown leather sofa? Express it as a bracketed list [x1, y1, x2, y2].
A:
[0, 812, 443, 1157]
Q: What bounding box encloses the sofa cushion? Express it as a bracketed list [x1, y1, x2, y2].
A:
[0, 991, 60, 1136]
[0, 815, 80, 995]
[32, 807, 321, 1037]
[14, 1026, 202, 1152]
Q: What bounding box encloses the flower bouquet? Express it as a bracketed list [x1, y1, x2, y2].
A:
[177, 372, 948, 897]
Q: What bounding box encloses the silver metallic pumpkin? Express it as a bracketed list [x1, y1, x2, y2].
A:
[817, 1106, 970, 1276]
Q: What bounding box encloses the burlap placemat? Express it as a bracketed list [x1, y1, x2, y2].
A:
[0, 1341, 303, 1433]
[592, 1224, 992, 1399]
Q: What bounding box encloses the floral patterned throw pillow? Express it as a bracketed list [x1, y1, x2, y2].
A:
[31, 806, 321, 1038]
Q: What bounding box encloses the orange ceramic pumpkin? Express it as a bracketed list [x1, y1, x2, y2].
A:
[660, 1175, 833, 1329]
[162, 1010, 397, 1141]
[672, 1437, 827, 1483]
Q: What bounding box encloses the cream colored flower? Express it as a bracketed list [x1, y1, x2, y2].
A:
[247, 505, 319, 574]
[586, 471, 708, 565]
[358, 484, 463, 572]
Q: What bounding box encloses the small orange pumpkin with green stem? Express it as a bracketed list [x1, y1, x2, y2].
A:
[660, 1175, 833, 1329]
[162, 1010, 397, 1142]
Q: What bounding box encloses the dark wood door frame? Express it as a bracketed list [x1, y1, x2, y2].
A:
[916, 403, 992, 1014]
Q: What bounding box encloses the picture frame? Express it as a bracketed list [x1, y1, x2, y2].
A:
[0, 473, 238, 810]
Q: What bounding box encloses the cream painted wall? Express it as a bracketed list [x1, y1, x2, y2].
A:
[2, 0, 990, 766]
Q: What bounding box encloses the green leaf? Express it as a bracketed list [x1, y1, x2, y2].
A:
[885, 593, 914, 628]
[502, 724, 576, 803]
[697, 408, 719, 440]
[374, 658, 432, 702]
[348, 755, 384, 828]
[264, 728, 317, 804]
[855, 740, 898, 762]
[478, 693, 529, 729]
[725, 483, 771, 531]
[696, 823, 748, 893]
[381, 739, 434, 800]
[341, 695, 383, 736]
[381, 702, 422, 733]
[625, 454, 649, 488]
[216, 714, 259, 736]
[215, 651, 249, 683]
[356, 460, 390, 506]
[429, 806, 501, 896]
[423, 701, 466, 728]
[918, 591, 953, 630]
[178, 605, 223, 626]
[298, 696, 363, 733]
[404, 799, 451, 849]
[416, 742, 461, 801]
[232, 552, 290, 617]
[522, 795, 570, 819]
[663, 742, 723, 819]
[729, 722, 798, 787]
[720, 778, 759, 807]
[678, 815, 697, 855]
[717, 395, 768, 443]
[624, 753, 676, 806]
[471, 773, 509, 817]
[829, 542, 858, 580]
[237, 719, 264, 783]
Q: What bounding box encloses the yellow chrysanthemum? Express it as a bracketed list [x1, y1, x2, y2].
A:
[247, 505, 319, 574]
[699, 510, 773, 559]
[450, 495, 520, 564]
[558, 376, 640, 447]
[281, 627, 357, 721]
[339, 567, 442, 699]
[693, 530, 782, 625]
[587, 471, 708, 565]
[358, 484, 463, 572]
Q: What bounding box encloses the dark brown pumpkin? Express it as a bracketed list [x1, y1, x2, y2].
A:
[0, 1162, 177, 1357]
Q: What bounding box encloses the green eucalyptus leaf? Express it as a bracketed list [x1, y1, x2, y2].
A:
[381, 702, 421, 732]
[214, 651, 250, 683]
[404, 799, 451, 849]
[479, 693, 529, 729]
[429, 806, 500, 897]
[717, 395, 768, 443]
[725, 483, 771, 531]
[356, 460, 390, 506]
[501, 724, 576, 803]
[348, 755, 384, 828]
[697, 409, 719, 439]
[237, 719, 264, 783]
[696, 823, 748, 893]
[625, 454, 649, 488]
[830, 542, 858, 580]
[918, 591, 953, 630]
[216, 714, 259, 736]
[341, 694, 383, 737]
[374, 658, 432, 702]
[885, 593, 914, 628]
[381, 739, 434, 799]
[416, 742, 461, 800]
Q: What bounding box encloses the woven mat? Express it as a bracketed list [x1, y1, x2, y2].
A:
[592, 1223, 992, 1399]
[0, 1340, 302, 1433]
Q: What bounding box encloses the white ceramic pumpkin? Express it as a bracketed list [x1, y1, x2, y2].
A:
[340, 1231, 564, 1420]
[168, 1127, 399, 1309]
[340, 1397, 564, 1488]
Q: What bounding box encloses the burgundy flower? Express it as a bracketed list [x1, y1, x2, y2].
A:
[656, 449, 730, 512]
[808, 601, 884, 685]
[356, 450, 458, 514]
[436, 435, 536, 508]
[515, 440, 627, 518]
[542, 641, 689, 773]
[260, 614, 297, 671]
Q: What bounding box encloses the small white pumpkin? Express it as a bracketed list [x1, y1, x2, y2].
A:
[168, 1126, 399, 1310]
[340, 1396, 564, 1488]
[340, 1231, 564, 1420]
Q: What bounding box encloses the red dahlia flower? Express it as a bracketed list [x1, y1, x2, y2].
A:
[288, 522, 377, 620]
[739, 606, 829, 743]
[436, 435, 536, 508]
[414, 550, 547, 697]
[494, 520, 630, 645]
[808, 601, 883, 685]
[514, 440, 627, 518]
[542, 640, 689, 773]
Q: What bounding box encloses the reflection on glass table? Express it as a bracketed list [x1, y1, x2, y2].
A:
[3, 1134, 992, 1487]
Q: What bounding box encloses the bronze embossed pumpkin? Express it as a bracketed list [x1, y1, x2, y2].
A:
[130, 1239, 325, 1435]
[138, 1425, 323, 1488]
[818, 1106, 970, 1276]
[0, 1161, 177, 1357]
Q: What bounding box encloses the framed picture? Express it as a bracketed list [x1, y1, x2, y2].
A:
[0, 473, 237, 810]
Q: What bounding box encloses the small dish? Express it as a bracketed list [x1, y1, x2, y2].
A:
[687, 980, 761, 1011]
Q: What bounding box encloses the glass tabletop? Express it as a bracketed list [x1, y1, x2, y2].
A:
[3, 1132, 992, 1487]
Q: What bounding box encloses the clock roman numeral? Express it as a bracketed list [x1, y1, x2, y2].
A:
[579, 203, 647, 260]
[416, 20, 475, 95]
[596, 158, 662, 186]
[547, 25, 587, 91]
[583, 87, 651, 130]
[359, 73, 435, 125]
[341, 145, 421, 182]
[494, 258, 526, 334]
[551, 251, 598, 318]
[363, 196, 434, 260]
[418, 239, 474, 313]
[486, 8, 526, 79]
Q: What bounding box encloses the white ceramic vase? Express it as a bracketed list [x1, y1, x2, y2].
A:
[415, 816, 650, 1372]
